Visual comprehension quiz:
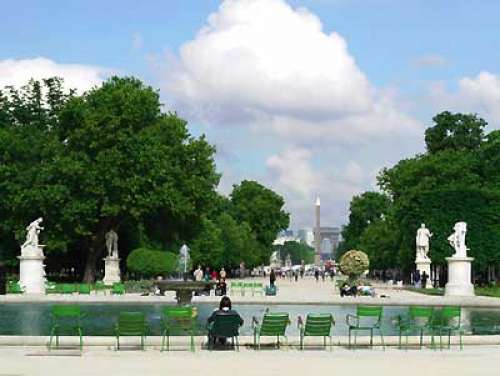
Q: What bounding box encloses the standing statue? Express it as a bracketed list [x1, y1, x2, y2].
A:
[447, 222, 468, 258]
[415, 223, 432, 260]
[105, 230, 119, 258]
[22, 217, 44, 248]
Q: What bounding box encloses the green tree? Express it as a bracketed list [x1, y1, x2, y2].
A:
[339, 192, 391, 255]
[425, 111, 486, 154]
[275, 241, 315, 265]
[230, 180, 289, 263]
[0, 77, 220, 280]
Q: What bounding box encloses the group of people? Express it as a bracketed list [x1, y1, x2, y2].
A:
[193, 265, 228, 296]
[413, 270, 430, 289]
[339, 282, 376, 297]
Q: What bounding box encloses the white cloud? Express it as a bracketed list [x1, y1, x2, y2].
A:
[265, 148, 368, 228]
[431, 71, 500, 126]
[162, 0, 421, 144]
[0, 57, 108, 93]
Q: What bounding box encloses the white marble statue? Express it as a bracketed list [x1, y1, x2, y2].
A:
[447, 222, 468, 258]
[105, 230, 119, 258]
[416, 223, 432, 260]
[22, 217, 44, 248]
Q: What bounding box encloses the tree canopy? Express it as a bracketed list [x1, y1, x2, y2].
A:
[0, 77, 289, 280]
[340, 111, 500, 281]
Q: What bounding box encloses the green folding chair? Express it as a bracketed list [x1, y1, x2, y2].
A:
[298, 313, 335, 350]
[94, 281, 108, 295]
[253, 312, 290, 349]
[253, 282, 264, 296]
[207, 314, 242, 351]
[432, 306, 464, 351]
[78, 284, 92, 295]
[48, 305, 83, 351]
[346, 306, 385, 350]
[115, 312, 149, 350]
[396, 306, 434, 349]
[61, 283, 77, 294]
[243, 282, 254, 296]
[230, 281, 243, 296]
[161, 306, 196, 352]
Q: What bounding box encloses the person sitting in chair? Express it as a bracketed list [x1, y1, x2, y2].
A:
[207, 296, 243, 346]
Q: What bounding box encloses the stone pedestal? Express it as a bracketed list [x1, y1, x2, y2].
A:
[415, 258, 432, 289]
[103, 256, 121, 285]
[18, 254, 46, 294]
[445, 256, 474, 296]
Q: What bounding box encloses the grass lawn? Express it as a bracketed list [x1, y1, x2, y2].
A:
[407, 286, 500, 297]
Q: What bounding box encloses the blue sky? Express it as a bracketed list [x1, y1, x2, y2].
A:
[2, 0, 499, 229]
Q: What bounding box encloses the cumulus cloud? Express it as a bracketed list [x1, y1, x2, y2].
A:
[265, 148, 370, 228]
[431, 71, 500, 125]
[0, 57, 108, 93]
[162, 0, 421, 144]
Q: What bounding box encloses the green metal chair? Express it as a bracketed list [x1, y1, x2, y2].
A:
[432, 306, 464, 350]
[161, 306, 197, 352]
[396, 306, 434, 349]
[45, 281, 58, 294]
[243, 282, 254, 296]
[7, 281, 24, 294]
[94, 281, 108, 295]
[61, 283, 77, 294]
[78, 284, 92, 295]
[115, 312, 149, 350]
[111, 283, 125, 295]
[207, 314, 242, 350]
[298, 313, 335, 350]
[253, 282, 264, 296]
[48, 305, 83, 351]
[230, 281, 243, 296]
[253, 312, 290, 349]
[346, 306, 385, 349]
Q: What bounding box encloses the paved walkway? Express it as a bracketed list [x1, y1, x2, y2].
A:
[3, 277, 500, 308]
[0, 346, 498, 376]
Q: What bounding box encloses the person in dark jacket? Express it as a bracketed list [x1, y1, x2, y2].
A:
[269, 269, 276, 287]
[207, 296, 244, 345]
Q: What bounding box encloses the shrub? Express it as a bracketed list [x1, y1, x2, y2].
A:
[126, 248, 177, 278]
[339, 249, 370, 281]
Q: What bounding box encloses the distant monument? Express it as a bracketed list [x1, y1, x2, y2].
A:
[18, 218, 46, 294]
[103, 230, 121, 285]
[445, 222, 474, 296]
[314, 197, 321, 266]
[415, 224, 433, 289]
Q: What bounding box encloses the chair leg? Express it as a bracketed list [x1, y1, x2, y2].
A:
[79, 329, 83, 351]
[323, 336, 326, 349]
[191, 334, 195, 352]
[300, 335, 304, 350]
[379, 328, 385, 351]
[354, 330, 357, 350]
[398, 330, 402, 349]
[459, 331, 463, 351]
[167, 334, 170, 351]
[448, 329, 451, 350]
[370, 328, 373, 348]
[348, 328, 352, 349]
[419, 329, 423, 350]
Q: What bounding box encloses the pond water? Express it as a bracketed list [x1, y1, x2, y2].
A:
[0, 303, 499, 336]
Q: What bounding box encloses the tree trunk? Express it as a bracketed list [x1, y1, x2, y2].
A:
[83, 247, 99, 282]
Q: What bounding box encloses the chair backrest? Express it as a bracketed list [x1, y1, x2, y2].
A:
[304, 314, 333, 336]
[231, 282, 242, 288]
[118, 312, 146, 334]
[253, 282, 263, 289]
[409, 306, 433, 319]
[53, 304, 81, 316]
[357, 306, 383, 318]
[162, 306, 195, 331]
[211, 314, 241, 338]
[243, 282, 254, 290]
[260, 313, 289, 336]
[440, 306, 461, 328]
[62, 283, 76, 294]
[79, 284, 91, 294]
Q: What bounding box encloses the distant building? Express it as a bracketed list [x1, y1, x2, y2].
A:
[297, 228, 314, 247]
[314, 227, 341, 260]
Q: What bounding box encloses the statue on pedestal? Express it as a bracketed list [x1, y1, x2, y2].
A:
[415, 223, 432, 261]
[447, 222, 468, 258]
[105, 230, 119, 258]
[21, 217, 45, 257]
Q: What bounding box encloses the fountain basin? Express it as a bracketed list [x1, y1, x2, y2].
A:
[154, 280, 216, 305]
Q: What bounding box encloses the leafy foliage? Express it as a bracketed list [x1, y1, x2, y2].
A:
[339, 250, 370, 280]
[126, 248, 177, 278]
[274, 241, 315, 265]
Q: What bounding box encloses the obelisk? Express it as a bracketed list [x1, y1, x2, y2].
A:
[314, 197, 321, 266]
